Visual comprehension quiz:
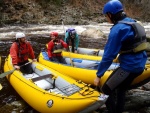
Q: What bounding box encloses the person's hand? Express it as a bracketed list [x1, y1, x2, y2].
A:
[49, 57, 54, 61]
[33, 59, 37, 62]
[14, 65, 20, 70]
[113, 56, 119, 63]
[74, 50, 77, 53]
[94, 76, 100, 86]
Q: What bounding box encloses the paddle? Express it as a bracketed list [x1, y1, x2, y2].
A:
[85, 63, 99, 68]
[72, 58, 82, 63]
[61, 19, 74, 66]
[0, 83, 3, 90]
[0, 61, 32, 79]
[69, 51, 74, 66]
[0, 56, 1, 69]
[133, 42, 148, 52]
[61, 18, 66, 34]
[85, 62, 120, 69]
[53, 49, 63, 53]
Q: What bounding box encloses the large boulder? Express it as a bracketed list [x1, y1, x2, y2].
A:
[81, 28, 106, 39]
[79, 28, 107, 49]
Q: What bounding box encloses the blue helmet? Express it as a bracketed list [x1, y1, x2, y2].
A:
[103, 0, 123, 14]
[71, 30, 76, 35]
[66, 28, 76, 36]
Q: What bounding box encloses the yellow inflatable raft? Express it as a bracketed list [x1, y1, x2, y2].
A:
[38, 52, 150, 89]
[3, 55, 108, 113]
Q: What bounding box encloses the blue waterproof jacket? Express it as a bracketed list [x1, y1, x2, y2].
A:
[96, 17, 147, 77]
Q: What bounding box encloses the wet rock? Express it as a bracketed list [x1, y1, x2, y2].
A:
[125, 90, 150, 111]
[2, 95, 17, 104]
[141, 82, 150, 90]
[81, 28, 106, 39]
[0, 99, 39, 113]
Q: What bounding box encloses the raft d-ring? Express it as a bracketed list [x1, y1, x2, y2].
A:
[50, 74, 57, 80]
[47, 100, 53, 108]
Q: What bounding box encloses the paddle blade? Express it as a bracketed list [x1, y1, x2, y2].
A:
[0, 83, 2, 90]
[133, 42, 148, 52]
[72, 58, 82, 63]
[85, 63, 98, 68]
[0, 69, 15, 78]
[53, 49, 63, 53]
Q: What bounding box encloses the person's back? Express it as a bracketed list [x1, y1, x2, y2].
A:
[64, 28, 79, 53]
[104, 17, 147, 73]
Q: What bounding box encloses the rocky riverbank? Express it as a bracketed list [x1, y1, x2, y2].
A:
[0, 0, 150, 26]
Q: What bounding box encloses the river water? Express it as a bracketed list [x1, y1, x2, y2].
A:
[0, 23, 150, 112]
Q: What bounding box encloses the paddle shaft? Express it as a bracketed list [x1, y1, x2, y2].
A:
[0, 56, 1, 69]
[0, 83, 2, 90]
[68, 46, 74, 66]
[69, 53, 74, 66]
[61, 19, 66, 34]
[61, 19, 73, 66]
[19, 61, 31, 68]
[0, 61, 32, 78]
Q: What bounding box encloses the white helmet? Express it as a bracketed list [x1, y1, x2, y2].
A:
[16, 32, 25, 39]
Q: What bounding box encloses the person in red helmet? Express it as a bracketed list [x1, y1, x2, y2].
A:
[47, 31, 68, 63]
[10, 32, 37, 74]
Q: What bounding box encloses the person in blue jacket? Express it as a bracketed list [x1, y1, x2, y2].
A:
[94, 0, 147, 113]
[64, 28, 79, 53]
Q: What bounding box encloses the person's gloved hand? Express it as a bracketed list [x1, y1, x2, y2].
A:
[14, 65, 20, 70]
[94, 76, 101, 86]
[33, 59, 37, 62]
[74, 50, 77, 53]
[74, 49, 78, 53]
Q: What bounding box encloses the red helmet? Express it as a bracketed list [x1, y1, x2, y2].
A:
[50, 32, 58, 37]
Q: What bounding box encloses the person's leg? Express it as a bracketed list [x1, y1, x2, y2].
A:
[19, 66, 26, 74]
[101, 67, 130, 113]
[18, 61, 26, 73]
[23, 63, 33, 74]
[115, 71, 143, 113]
[60, 56, 67, 64]
[101, 67, 129, 94]
[19, 61, 33, 74]
[52, 57, 60, 63]
[105, 91, 116, 113]
[116, 88, 126, 113]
